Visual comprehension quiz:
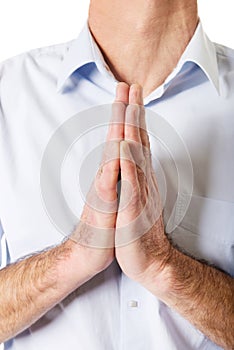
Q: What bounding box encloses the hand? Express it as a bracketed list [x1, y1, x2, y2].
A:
[70, 83, 130, 279]
[115, 84, 172, 286]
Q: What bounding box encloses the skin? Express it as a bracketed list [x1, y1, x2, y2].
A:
[0, 1, 233, 349]
[88, 0, 198, 96]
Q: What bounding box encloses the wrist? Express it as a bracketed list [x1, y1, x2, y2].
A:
[61, 239, 114, 287]
[137, 243, 177, 297]
[55, 240, 92, 292]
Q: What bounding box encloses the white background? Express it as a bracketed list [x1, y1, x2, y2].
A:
[0, 0, 234, 63]
[0, 1, 233, 349]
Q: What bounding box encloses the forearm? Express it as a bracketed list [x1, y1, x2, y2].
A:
[143, 247, 234, 349]
[0, 239, 90, 343]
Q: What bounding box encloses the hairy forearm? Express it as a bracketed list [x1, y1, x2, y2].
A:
[144, 247, 234, 349]
[0, 239, 89, 343]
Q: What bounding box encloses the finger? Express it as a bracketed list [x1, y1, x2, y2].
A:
[129, 84, 143, 105]
[95, 84, 129, 207]
[107, 83, 129, 142]
[120, 140, 139, 188]
[115, 82, 130, 104]
[118, 141, 142, 225]
[125, 85, 145, 166]
[107, 103, 125, 142]
[120, 140, 148, 209]
[125, 104, 141, 143]
[103, 83, 129, 180]
[129, 84, 150, 150]
[125, 84, 143, 147]
[139, 106, 150, 150]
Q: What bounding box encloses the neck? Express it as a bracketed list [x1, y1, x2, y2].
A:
[88, 0, 198, 97]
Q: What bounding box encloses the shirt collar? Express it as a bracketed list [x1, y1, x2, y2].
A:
[173, 21, 219, 93]
[57, 21, 219, 95]
[56, 21, 116, 92]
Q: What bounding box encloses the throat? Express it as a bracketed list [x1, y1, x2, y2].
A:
[88, 0, 198, 97]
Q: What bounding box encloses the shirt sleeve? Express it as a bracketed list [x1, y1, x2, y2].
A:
[0, 65, 8, 270]
[0, 220, 8, 269]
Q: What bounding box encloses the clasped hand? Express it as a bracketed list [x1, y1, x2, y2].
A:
[72, 83, 172, 287]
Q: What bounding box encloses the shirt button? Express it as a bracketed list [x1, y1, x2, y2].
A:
[128, 300, 138, 308]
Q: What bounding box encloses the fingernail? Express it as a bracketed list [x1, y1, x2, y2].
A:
[129, 84, 143, 105]
[115, 82, 129, 102]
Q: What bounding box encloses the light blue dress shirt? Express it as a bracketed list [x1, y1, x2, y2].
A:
[0, 21, 233, 350]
